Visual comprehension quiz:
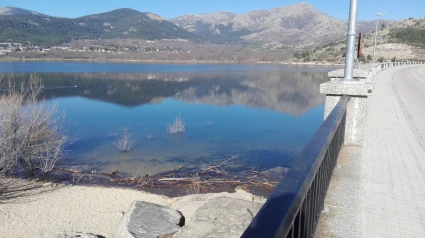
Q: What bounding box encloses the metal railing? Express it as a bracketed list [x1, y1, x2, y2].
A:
[242, 96, 349, 238]
[379, 61, 424, 70]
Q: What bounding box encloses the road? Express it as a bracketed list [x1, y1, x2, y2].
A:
[393, 66, 425, 148]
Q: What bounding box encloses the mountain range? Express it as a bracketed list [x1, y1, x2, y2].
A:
[0, 3, 391, 48]
[0, 7, 200, 45]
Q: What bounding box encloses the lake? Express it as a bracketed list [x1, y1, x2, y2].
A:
[0, 62, 334, 184]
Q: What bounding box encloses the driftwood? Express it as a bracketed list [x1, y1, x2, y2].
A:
[158, 177, 192, 182]
[201, 155, 239, 174]
[53, 167, 119, 178]
[52, 154, 280, 192]
[158, 177, 241, 183]
[198, 180, 241, 184]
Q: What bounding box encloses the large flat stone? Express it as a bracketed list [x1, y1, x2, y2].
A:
[43, 233, 104, 238]
[113, 201, 184, 238]
[173, 196, 263, 238]
[328, 68, 370, 79]
[320, 81, 373, 96]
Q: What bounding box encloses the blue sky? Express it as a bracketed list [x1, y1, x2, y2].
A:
[1, 0, 424, 20]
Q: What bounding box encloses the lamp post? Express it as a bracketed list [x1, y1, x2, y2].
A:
[372, 12, 387, 64]
[343, 0, 359, 81]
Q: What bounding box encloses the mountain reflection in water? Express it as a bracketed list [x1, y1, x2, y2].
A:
[8, 70, 327, 115]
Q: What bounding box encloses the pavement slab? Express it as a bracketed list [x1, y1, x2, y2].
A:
[361, 66, 425, 237]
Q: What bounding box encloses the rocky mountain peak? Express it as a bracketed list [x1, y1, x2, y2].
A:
[170, 2, 385, 47]
[0, 6, 48, 16]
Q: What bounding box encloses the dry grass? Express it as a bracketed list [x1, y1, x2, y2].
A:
[167, 114, 185, 135]
[186, 175, 201, 195]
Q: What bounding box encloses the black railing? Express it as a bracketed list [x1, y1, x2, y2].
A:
[242, 96, 349, 238]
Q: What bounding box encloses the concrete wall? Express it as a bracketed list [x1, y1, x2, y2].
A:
[320, 62, 424, 145]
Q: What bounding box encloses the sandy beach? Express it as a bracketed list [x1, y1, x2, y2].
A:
[0, 178, 265, 238]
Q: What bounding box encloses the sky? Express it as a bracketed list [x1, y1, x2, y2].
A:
[1, 0, 424, 21]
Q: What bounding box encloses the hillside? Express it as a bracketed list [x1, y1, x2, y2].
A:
[0, 6, 47, 16]
[170, 2, 389, 49]
[0, 3, 390, 49]
[0, 7, 201, 45]
[291, 18, 425, 63]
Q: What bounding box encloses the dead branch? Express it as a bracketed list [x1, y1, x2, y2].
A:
[113, 127, 132, 152]
[201, 154, 239, 174]
[198, 180, 241, 184]
[158, 177, 192, 182]
[53, 168, 119, 178]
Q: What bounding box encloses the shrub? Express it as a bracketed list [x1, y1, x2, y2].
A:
[293, 50, 311, 60]
[367, 54, 372, 61]
[0, 76, 68, 176]
[390, 28, 425, 48]
[167, 114, 185, 135]
[113, 127, 133, 152]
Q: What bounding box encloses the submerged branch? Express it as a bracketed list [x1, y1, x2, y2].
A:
[52, 154, 279, 193]
[53, 168, 119, 178]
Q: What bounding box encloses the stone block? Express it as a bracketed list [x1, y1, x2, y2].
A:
[320, 80, 371, 145]
[43, 233, 104, 238]
[328, 69, 370, 79]
[113, 201, 184, 238]
[320, 81, 373, 97]
[174, 196, 263, 238]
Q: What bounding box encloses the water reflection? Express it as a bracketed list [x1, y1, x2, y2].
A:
[3, 68, 329, 177]
[7, 70, 326, 115]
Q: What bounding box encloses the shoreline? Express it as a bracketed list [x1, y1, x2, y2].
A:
[0, 176, 266, 237]
[0, 57, 344, 67]
[45, 165, 280, 198]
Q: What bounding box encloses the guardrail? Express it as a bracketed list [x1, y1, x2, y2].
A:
[242, 61, 424, 237]
[242, 96, 349, 238]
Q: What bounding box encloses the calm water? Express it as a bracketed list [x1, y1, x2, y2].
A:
[0, 62, 334, 177]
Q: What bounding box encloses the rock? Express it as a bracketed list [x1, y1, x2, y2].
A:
[113, 201, 184, 238]
[43, 232, 104, 238]
[173, 196, 263, 238]
[75, 233, 102, 238]
[170, 191, 265, 221]
[260, 166, 290, 181]
[234, 184, 250, 192]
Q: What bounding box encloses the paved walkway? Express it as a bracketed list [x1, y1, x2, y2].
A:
[393, 66, 425, 148]
[317, 65, 425, 238]
[361, 66, 425, 237]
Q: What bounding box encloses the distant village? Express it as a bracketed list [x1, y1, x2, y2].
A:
[0, 42, 189, 56]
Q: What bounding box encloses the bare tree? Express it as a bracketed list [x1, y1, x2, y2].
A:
[113, 127, 133, 152]
[0, 75, 68, 176]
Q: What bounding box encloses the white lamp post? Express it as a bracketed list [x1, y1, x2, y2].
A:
[372, 12, 387, 64]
